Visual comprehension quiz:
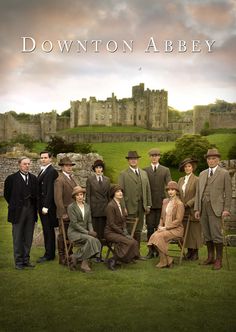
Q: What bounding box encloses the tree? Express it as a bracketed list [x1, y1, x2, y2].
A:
[45, 136, 76, 156]
[161, 134, 216, 172]
[228, 143, 236, 160]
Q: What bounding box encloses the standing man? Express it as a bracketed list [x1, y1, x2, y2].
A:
[194, 148, 232, 270]
[119, 151, 152, 252]
[143, 148, 171, 258]
[54, 156, 78, 265]
[37, 151, 58, 263]
[4, 157, 38, 270]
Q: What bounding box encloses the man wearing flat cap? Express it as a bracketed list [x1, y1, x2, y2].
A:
[119, 151, 152, 252]
[194, 148, 232, 270]
[54, 156, 79, 264]
[143, 148, 171, 258]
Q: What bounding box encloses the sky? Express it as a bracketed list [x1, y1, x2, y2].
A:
[0, 0, 236, 114]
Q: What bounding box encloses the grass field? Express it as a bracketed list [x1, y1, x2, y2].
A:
[0, 198, 236, 332]
[32, 132, 236, 182]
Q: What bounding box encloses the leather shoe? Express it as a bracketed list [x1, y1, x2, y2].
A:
[36, 256, 53, 263]
[107, 258, 116, 271]
[15, 265, 24, 270]
[24, 262, 35, 268]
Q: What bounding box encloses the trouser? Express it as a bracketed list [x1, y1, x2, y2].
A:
[127, 200, 145, 248]
[12, 205, 35, 266]
[92, 216, 106, 241]
[146, 208, 161, 241]
[200, 200, 223, 243]
[39, 213, 56, 259]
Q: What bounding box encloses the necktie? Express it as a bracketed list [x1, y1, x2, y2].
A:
[210, 168, 213, 177]
[21, 172, 28, 184]
[98, 176, 102, 184]
[135, 170, 139, 176]
[154, 166, 157, 172]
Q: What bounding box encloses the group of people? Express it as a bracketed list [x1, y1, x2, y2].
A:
[4, 147, 232, 273]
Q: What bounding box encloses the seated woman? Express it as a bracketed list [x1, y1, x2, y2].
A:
[67, 186, 101, 273]
[148, 181, 184, 268]
[104, 185, 140, 271]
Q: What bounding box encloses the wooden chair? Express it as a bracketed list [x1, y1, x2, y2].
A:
[104, 217, 139, 261]
[168, 215, 190, 265]
[60, 218, 73, 268]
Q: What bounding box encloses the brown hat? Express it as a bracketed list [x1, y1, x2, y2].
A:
[92, 159, 105, 171]
[148, 148, 161, 156]
[59, 157, 76, 166]
[125, 151, 141, 159]
[110, 185, 123, 198]
[204, 148, 221, 159]
[72, 185, 86, 198]
[166, 181, 179, 192]
[179, 157, 198, 172]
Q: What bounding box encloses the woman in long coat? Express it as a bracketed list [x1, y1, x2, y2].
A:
[148, 181, 184, 268]
[67, 186, 101, 272]
[86, 159, 111, 261]
[104, 185, 140, 271]
[178, 158, 202, 260]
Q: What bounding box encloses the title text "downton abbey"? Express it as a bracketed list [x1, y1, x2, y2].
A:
[21, 37, 216, 53]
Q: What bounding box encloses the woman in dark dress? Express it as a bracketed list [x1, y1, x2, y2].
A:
[104, 185, 139, 271]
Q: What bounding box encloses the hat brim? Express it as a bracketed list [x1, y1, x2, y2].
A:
[179, 159, 198, 172]
[204, 154, 221, 159]
[59, 162, 76, 166]
[125, 156, 141, 159]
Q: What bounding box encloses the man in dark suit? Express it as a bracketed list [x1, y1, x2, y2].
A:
[37, 151, 58, 263]
[143, 148, 171, 258]
[119, 151, 152, 252]
[194, 148, 232, 270]
[4, 157, 38, 270]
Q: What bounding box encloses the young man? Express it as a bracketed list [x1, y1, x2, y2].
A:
[194, 148, 232, 270]
[54, 156, 78, 264]
[143, 148, 171, 258]
[37, 151, 58, 263]
[4, 157, 38, 269]
[119, 151, 152, 252]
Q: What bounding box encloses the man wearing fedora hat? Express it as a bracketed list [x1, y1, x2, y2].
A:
[194, 148, 232, 270]
[119, 151, 152, 252]
[144, 148, 171, 258]
[54, 156, 78, 264]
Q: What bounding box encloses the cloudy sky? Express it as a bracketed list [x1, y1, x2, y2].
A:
[0, 0, 235, 114]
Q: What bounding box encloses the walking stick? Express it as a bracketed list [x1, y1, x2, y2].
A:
[222, 217, 230, 270]
[179, 215, 190, 264]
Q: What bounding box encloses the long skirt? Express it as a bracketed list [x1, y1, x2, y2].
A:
[148, 228, 183, 256]
[183, 217, 202, 249]
[72, 233, 101, 260]
[105, 232, 139, 263]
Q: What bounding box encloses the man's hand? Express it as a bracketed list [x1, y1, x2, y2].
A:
[222, 210, 230, 218]
[88, 230, 97, 238]
[145, 207, 151, 215]
[42, 207, 48, 215]
[195, 211, 200, 220]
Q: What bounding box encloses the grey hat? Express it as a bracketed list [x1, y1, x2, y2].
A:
[125, 151, 141, 159]
[148, 148, 161, 156]
[204, 148, 221, 159]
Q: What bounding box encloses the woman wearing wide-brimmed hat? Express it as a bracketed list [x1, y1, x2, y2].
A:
[147, 181, 184, 268]
[67, 186, 101, 273]
[86, 159, 111, 262]
[104, 185, 140, 271]
[178, 158, 202, 260]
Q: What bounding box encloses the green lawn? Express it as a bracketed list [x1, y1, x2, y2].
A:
[0, 198, 236, 332]
[57, 126, 169, 134]
[32, 132, 236, 182]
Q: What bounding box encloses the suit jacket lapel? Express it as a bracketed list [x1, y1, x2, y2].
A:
[128, 168, 138, 184]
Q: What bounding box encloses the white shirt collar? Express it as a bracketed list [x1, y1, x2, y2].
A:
[129, 166, 139, 174]
[209, 165, 218, 175]
[40, 163, 51, 171]
[63, 171, 71, 179]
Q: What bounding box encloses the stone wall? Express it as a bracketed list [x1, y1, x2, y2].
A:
[63, 132, 181, 143]
[0, 153, 102, 196]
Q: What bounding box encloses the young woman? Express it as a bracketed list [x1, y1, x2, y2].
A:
[67, 186, 101, 273]
[104, 185, 140, 271]
[147, 181, 184, 268]
[178, 158, 202, 260]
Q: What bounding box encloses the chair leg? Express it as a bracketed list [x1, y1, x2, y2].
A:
[179, 215, 190, 265]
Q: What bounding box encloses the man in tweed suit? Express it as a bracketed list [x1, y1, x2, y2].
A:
[143, 148, 171, 258]
[119, 151, 152, 253]
[194, 149, 232, 270]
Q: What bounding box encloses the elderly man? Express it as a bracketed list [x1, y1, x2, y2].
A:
[37, 151, 58, 263]
[194, 148, 232, 270]
[143, 148, 171, 258]
[54, 156, 78, 264]
[119, 151, 152, 252]
[4, 157, 38, 269]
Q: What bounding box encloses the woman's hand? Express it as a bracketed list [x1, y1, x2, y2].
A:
[158, 226, 166, 231]
[88, 230, 97, 238]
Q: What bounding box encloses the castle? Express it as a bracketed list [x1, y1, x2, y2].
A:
[0, 83, 235, 142]
[70, 83, 168, 129]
